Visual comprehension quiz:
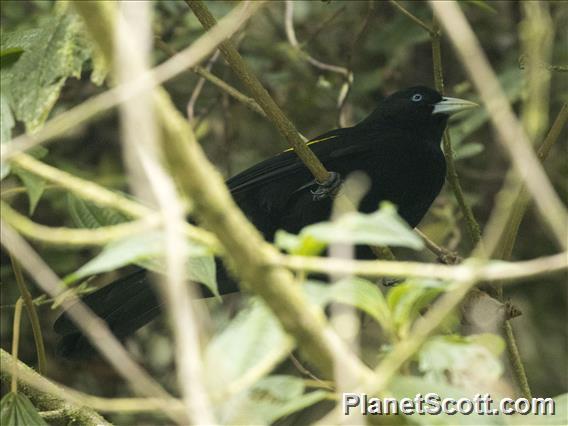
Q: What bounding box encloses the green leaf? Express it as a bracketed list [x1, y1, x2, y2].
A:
[508, 393, 567, 425]
[0, 94, 14, 180]
[386, 280, 447, 338]
[0, 12, 91, 132]
[12, 168, 46, 215]
[219, 375, 328, 425]
[205, 299, 294, 392]
[276, 203, 423, 253]
[0, 392, 48, 426]
[305, 278, 393, 334]
[67, 194, 129, 228]
[454, 142, 484, 161]
[0, 47, 24, 69]
[388, 375, 504, 425]
[418, 334, 504, 390]
[65, 231, 217, 295]
[274, 230, 326, 256]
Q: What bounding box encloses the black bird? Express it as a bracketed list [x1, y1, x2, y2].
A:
[54, 86, 476, 358]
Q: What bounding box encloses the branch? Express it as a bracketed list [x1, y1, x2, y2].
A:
[0, 349, 183, 419]
[0, 224, 186, 424]
[430, 1, 567, 249]
[9, 256, 46, 375]
[9, 154, 220, 251]
[2, 0, 264, 160]
[279, 251, 567, 283]
[1, 201, 160, 247]
[185, 0, 331, 184]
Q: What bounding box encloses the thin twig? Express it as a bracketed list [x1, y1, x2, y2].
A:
[2, 201, 161, 247]
[10, 299, 24, 393]
[279, 251, 567, 282]
[111, 2, 215, 422]
[2, 0, 265, 160]
[9, 154, 220, 251]
[430, 1, 567, 249]
[9, 256, 47, 375]
[0, 348, 182, 418]
[187, 49, 220, 122]
[186, 0, 331, 183]
[415, 228, 462, 264]
[1, 223, 185, 424]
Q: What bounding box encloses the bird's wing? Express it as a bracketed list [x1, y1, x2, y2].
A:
[227, 129, 352, 195]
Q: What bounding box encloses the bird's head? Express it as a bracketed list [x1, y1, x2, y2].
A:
[361, 86, 478, 136]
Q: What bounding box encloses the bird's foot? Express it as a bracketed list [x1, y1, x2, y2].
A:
[311, 172, 342, 201]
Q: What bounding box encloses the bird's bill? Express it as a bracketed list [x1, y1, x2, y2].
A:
[432, 96, 478, 115]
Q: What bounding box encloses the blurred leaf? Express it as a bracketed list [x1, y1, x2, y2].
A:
[388, 375, 504, 425]
[276, 203, 423, 253]
[66, 230, 216, 295]
[205, 299, 294, 393]
[219, 375, 328, 425]
[387, 280, 447, 338]
[449, 68, 524, 147]
[0, 94, 14, 180]
[305, 278, 393, 335]
[0, 47, 24, 69]
[508, 393, 567, 425]
[418, 334, 504, 390]
[454, 142, 484, 161]
[462, 0, 498, 15]
[0, 392, 48, 426]
[274, 230, 326, 256]
[12, 168, 46, 214]
[0, 11, 91, 131]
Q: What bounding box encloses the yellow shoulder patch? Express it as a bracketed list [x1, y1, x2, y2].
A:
[283, 134, 339, 153]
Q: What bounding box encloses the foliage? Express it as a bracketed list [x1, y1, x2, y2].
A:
[0, 1, 566, 425]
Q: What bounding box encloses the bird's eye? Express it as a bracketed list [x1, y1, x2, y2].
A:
[411, 94, 423, 102]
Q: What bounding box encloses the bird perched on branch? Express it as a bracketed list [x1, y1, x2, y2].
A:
[54, 86, 476, 358]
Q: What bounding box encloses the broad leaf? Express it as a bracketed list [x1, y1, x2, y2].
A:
[219, 375, 328, 425]
[418, 334, 504, 391]
[67, 194, 128, 228]
[0, 9, 100, 132]
[12, 168, 46, 215]
[386, 280, 448, 338]
[205, 299, 294, 393]
[387, 375, 504, 425]
[276, 203, 423, 254]
[66, 231, 217, 296]
[0, 392, 48, 426]
[305, 278, 393, 335]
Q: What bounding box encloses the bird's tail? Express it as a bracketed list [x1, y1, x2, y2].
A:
[53, 269, 161, 359]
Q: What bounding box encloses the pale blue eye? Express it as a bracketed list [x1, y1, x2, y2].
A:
[411, 94, 423, 102]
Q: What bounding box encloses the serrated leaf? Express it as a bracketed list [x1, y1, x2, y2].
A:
[205, 299, 294, 393]
[0, 392, 48, 426]
[12, 168, 46, 214]
[305, 278, 393, 334]
[0, 13, 91, 132]
[219, 375, 328, 425]
[66, 194, 128, 228]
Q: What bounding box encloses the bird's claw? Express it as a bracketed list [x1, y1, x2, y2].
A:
[311, 172, 342, 201]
